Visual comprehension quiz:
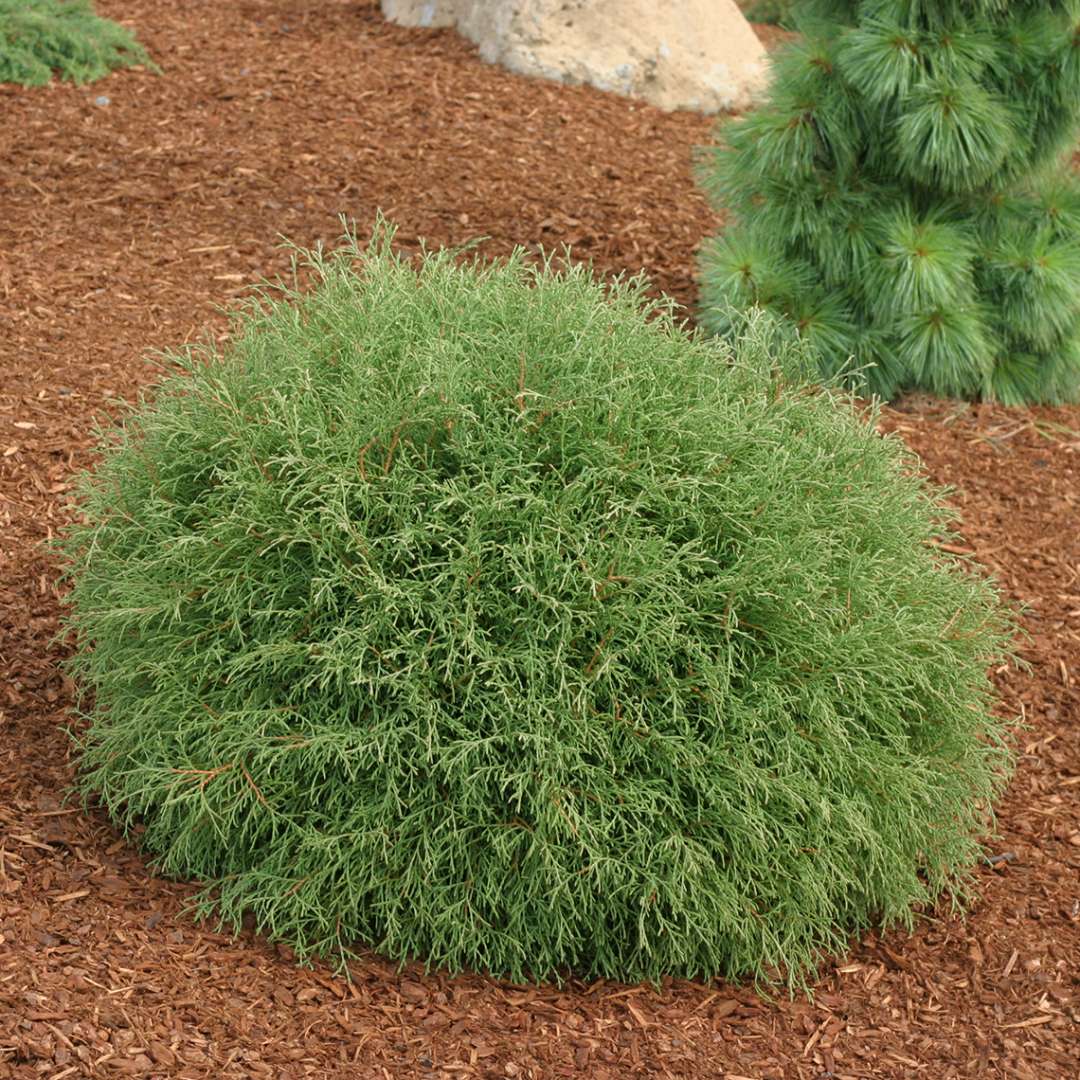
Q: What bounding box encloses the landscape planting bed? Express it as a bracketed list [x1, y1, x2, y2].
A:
[0, 1, 1077, 1077]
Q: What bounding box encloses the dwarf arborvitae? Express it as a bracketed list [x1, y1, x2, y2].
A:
[60, 226, 1013, 986]
[0, 0, 152, 87]
[700, 0, 1080, 404]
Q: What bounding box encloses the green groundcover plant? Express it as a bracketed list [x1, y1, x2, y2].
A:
[0, 0, 152, 86]
[700, 0, 1080, 405]
[60, 226, 1014, 986]
[740, 0, 795, 25]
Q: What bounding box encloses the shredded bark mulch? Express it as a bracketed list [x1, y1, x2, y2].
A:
[1, 2, 1077, 1077]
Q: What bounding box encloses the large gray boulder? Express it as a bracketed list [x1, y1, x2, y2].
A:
[381, 0, 767, 114]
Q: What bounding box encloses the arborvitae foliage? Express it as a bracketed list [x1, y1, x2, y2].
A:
[0, 0, 152, 87]
[60, 226, 1013, 987]
[700, 0, 1080, 405]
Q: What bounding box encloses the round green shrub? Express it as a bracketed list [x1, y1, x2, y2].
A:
[61, 228, 1013, 986]
[0, 0, 153, 87]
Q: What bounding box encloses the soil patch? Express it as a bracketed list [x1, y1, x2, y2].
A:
[1, 3, 1077, 1077]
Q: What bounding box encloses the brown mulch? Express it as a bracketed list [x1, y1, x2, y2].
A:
[1, 2, 1078, 1077]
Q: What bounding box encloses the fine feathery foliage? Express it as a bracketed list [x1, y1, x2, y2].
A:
[60, 226, 1014, 986]
[699, 0, 1080, 405]
[0, 0, 152, 87]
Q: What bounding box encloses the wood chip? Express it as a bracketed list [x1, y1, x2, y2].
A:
[1001, 1015, 1055, 1030]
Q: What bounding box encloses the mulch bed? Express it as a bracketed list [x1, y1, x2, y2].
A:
[1, 2, 1078, 1077]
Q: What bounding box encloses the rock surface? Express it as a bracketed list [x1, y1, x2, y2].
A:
[381, 0, 767, 113]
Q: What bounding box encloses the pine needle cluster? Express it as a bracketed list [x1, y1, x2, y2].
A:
[700, 0, 1080, 405]
[0, 0, 152, 87]
[61, 227, 1013, 986]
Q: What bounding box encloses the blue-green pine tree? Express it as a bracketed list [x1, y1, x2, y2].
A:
[699, 0, 1080, 404]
